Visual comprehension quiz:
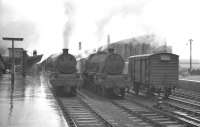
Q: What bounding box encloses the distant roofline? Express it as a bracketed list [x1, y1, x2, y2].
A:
[8, 48, 24, 49]
[129, 52, 179, 58]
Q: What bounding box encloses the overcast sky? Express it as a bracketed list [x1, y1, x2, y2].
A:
[0, 0, 200, 60]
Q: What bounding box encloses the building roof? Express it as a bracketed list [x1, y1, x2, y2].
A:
[128, 52, 178, 59]
[8, 48, 24, 50]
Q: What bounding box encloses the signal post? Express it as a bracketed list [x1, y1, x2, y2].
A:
[2, 37, 23, 87]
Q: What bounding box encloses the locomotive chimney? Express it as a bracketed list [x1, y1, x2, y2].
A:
[33, 50, 37, 56]
[63, 48, 69, 54]
[108, 48, 114, 54]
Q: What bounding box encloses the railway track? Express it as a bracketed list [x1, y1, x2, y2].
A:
[56, 93, 118, 127]
[111, 99, 197, 127]
[129, 90, 200, 126]
[173, 89, 200, 101]
[163, 100, 200, 124]
[46, 77, 117, 127]
[78, 88, 200, 127]
[169, 95, 200, 108]
[51, 81, 200, 127]
[129, 88, 200, 126]
[158, 93, 200, 126]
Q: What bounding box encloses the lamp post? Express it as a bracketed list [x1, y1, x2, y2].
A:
[2, 37, 23, 86]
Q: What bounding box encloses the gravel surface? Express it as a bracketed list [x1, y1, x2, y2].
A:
[126, 93, 158, 108]
[80, 89, 147, 127]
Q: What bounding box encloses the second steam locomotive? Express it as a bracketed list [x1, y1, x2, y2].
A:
[78, 48, 130, 97]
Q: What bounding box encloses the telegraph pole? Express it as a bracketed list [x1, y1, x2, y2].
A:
[189, 39, 193, 73]
[79, 41, 82, 51]
[2, 37, 23, 86]
[107, 34, 110, 48]
[77, 41, 82, 59]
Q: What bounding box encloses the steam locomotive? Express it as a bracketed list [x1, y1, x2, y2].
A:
[41, 49, 81, 96]
[78, 48, 130, 97]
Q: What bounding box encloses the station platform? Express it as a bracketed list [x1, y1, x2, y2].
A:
[0, 74, 68, 127]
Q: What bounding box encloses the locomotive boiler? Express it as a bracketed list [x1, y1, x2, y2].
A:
[80, 48, 130, 97]
[42, 49, 81, 96]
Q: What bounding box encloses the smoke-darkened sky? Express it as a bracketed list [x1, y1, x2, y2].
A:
[0, 0, 200, 60]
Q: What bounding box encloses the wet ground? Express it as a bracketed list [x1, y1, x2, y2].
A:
[0, 74, 68, 127]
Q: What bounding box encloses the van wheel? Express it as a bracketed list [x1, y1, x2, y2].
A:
[120, 88, 125, 98]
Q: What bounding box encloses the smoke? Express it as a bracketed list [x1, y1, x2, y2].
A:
[63, 1, 75, 48]
[0, 1, 39, 56]
[1, 0, 153, 57]
[62, 0, 152, 53]
[2, 0, 198, 60]
[96, 1, 148, 41]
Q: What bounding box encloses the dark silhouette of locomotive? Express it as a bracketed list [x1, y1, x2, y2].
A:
[41, 49, 81, 96]
[78, 48, 130, 97]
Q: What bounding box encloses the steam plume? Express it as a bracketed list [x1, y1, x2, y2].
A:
[62, 0, 151, 53]
[63, 1, 75, 48]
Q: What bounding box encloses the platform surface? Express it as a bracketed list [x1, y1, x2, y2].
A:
[0, 74, 68, 127]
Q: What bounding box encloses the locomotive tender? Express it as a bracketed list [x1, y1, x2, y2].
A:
[41, 49, 81, 96]
[79, 48, 130, 97]
[128, 53, 179, 97]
